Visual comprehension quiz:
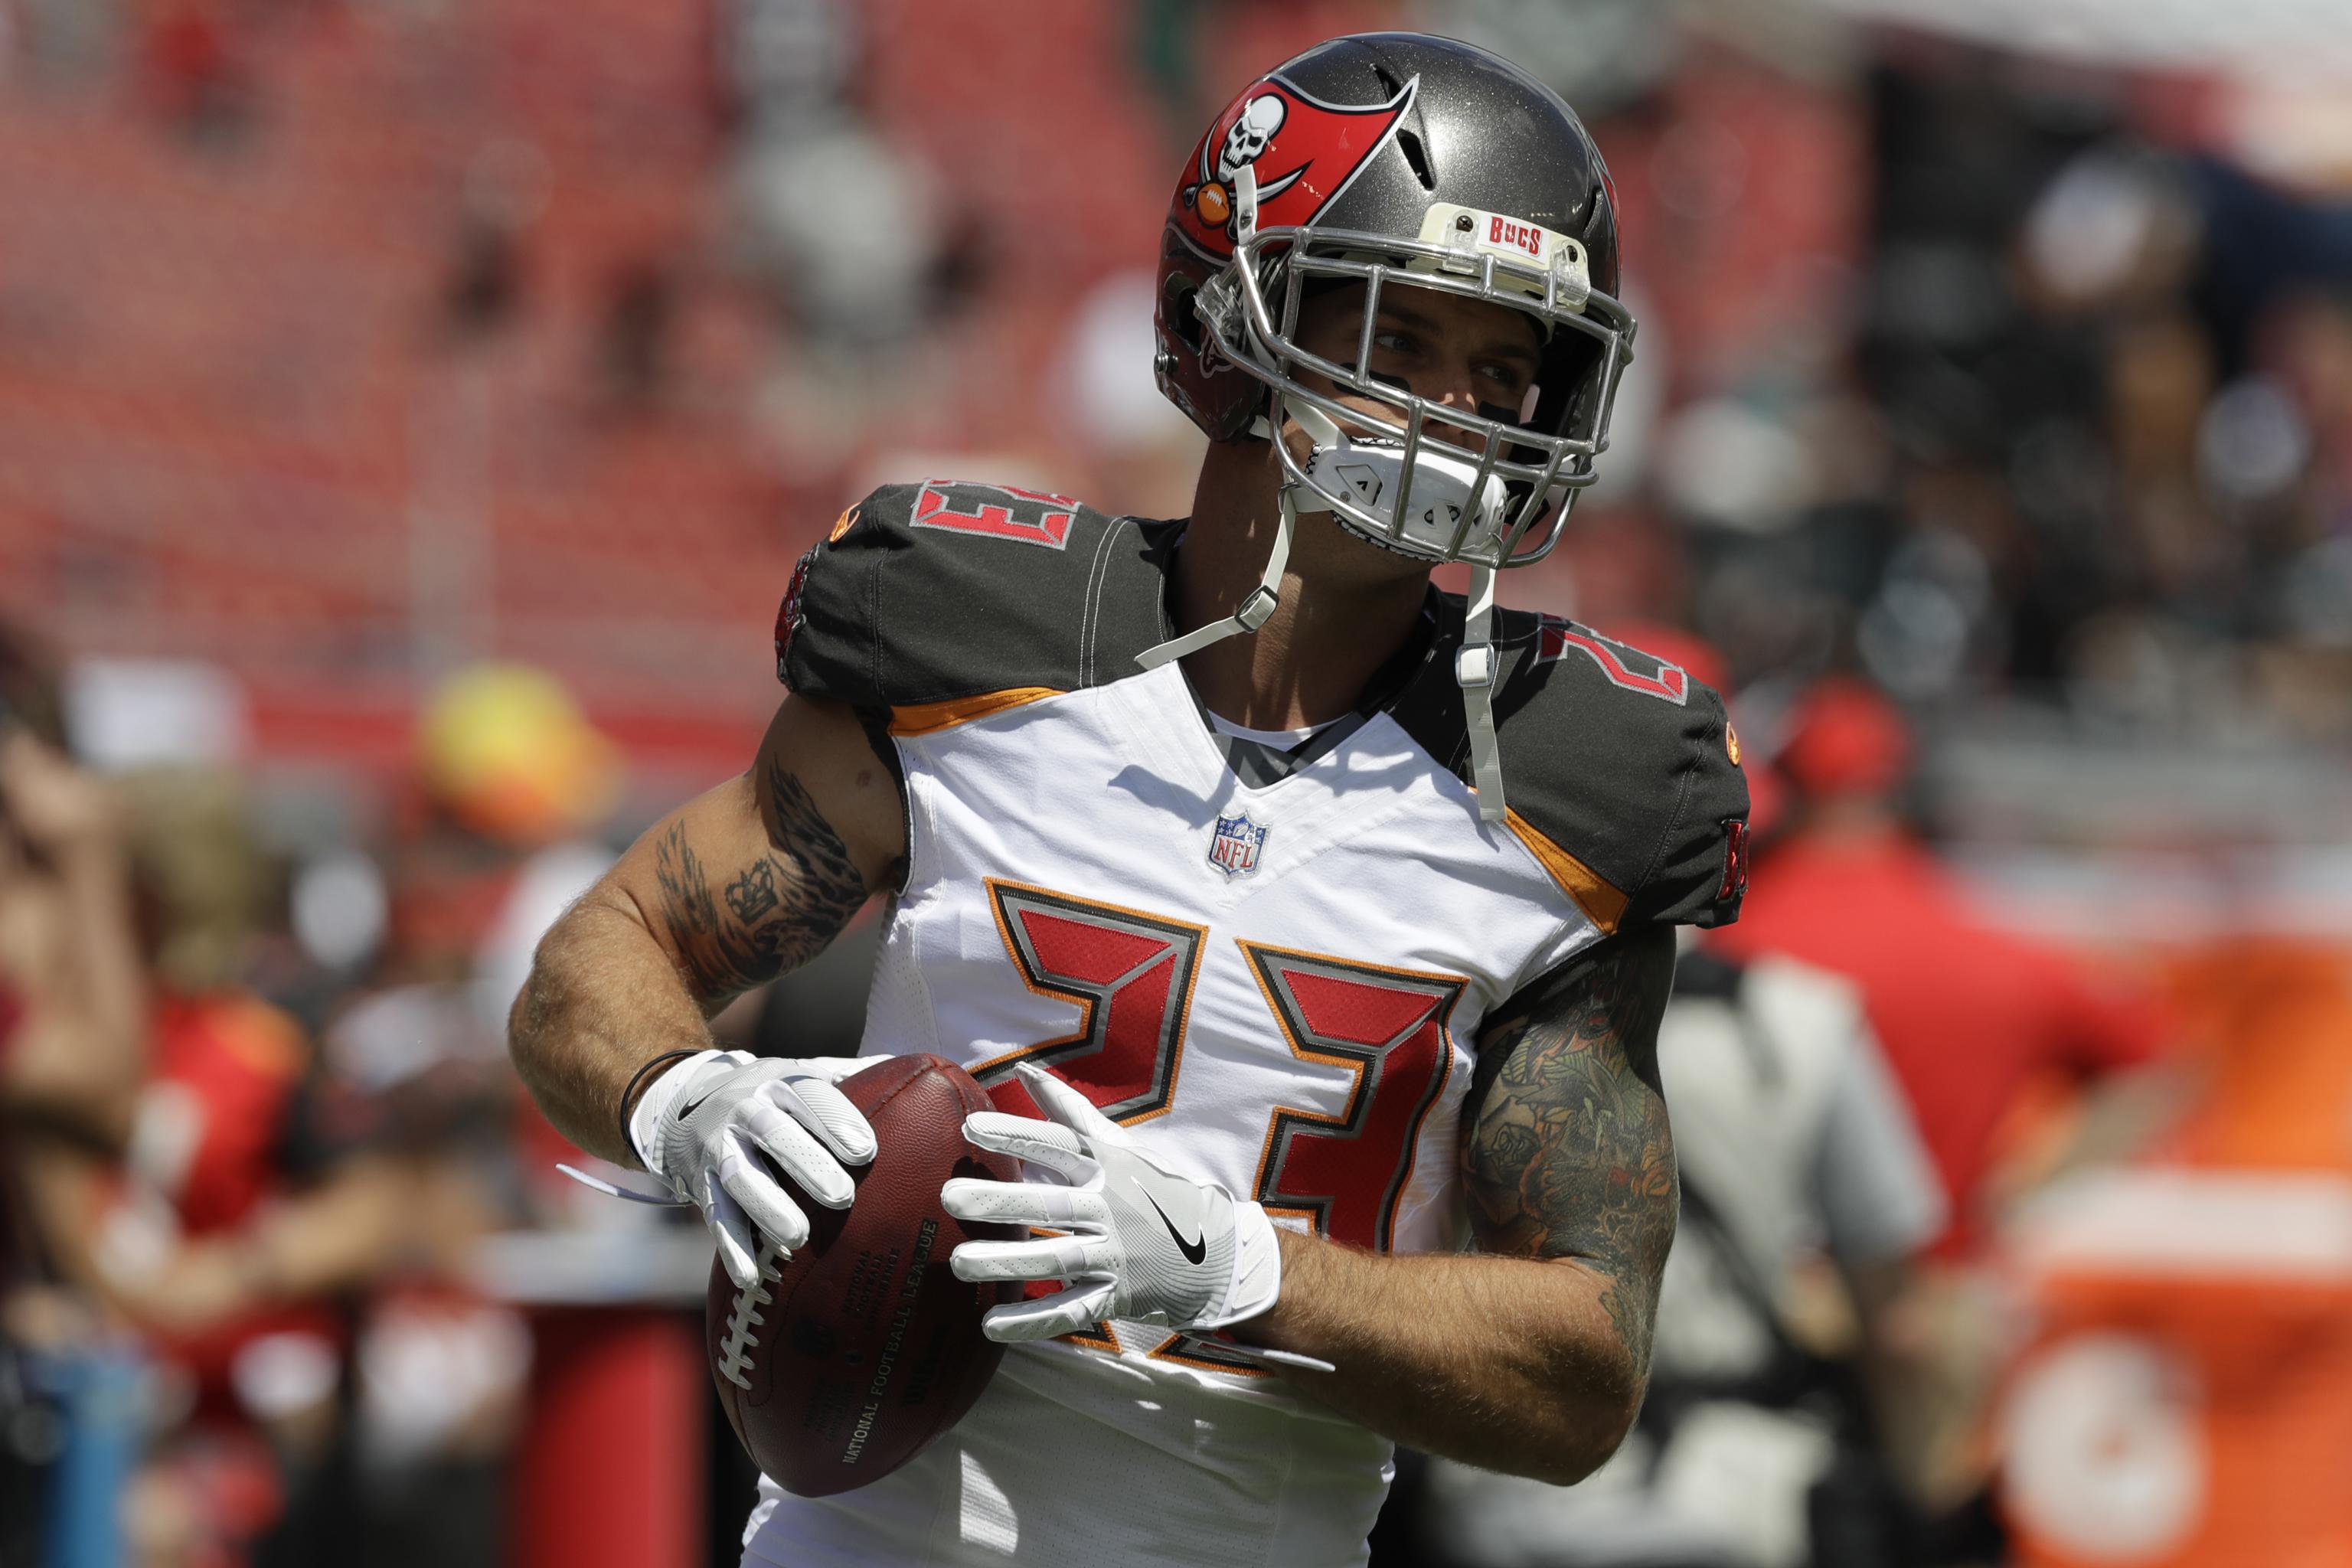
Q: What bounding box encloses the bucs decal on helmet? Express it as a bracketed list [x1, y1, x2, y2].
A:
[1175, 74, 1417, 259]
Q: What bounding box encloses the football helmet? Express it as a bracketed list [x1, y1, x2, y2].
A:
[1142, 34, 1635, 820]
[1154, 32, 1632, 567]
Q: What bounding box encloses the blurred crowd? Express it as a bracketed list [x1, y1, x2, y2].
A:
[5, 0, 2352, 1565]
[0, 644, 636, 1568]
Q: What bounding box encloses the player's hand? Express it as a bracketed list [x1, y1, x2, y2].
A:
[941, 1061, 1285, 1345]
[630, 1050, 875, 1290]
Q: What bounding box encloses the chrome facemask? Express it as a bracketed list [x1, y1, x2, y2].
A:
[1198, 187, 1635, 572]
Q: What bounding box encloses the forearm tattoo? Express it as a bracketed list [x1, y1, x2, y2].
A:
[1462, 926, 1679, 1379]
[651, 754, 870, 1001]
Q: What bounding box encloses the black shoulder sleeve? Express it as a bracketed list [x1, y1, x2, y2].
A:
[1488, 614, 1751, 933]
[773, 480, 1171, 720]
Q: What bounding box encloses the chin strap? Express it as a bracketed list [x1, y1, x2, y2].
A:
[1138, 162, 1285, 672]
[1135, 481, 1296, 669]
[1144, 140, 1513, 818]
[1459, 563, 1507, 824]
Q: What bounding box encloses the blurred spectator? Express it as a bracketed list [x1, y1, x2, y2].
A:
[338, 663, 626, 1246]
[1413, 940, 1945, 1568]
[1719, 676, 2170, 1258]
[0, 632, 147, 1151]
[410, 664, 620, 1046]
[1713, 675, 2177, 1507]
[2, 645, 565, 1567]
[439, 143, 548, 348]
[1384, 631, 1943, 1568]
[137, 0, 252, 144]
[57, 762, 511, 1568]
[723, 0, 942, 347]
[598, 260, 684, 414]
[0, 623, 147, 1568]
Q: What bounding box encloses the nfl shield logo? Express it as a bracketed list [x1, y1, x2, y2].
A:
[1207, 812, 1269, 879]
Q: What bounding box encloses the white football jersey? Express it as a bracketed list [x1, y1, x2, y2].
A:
[743, 480, 1747, 1568]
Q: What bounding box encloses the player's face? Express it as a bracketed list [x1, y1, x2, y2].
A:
[1286, 282, 1543, 440]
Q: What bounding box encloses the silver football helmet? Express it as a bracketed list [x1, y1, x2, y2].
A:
[1141, 34, 1638, 820]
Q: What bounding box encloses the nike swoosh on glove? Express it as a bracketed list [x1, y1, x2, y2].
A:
[629, 1050, 876, 1289]
[942, 1062, 1328, 1370]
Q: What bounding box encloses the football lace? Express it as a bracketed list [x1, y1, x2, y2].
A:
[717, 1240, 786, 1391]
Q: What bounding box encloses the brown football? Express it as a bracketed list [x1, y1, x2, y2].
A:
[704, 1053, 1021, 1497]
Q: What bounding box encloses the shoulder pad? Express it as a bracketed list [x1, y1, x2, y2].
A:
[1485, 610, 1750, 933]
[775, 482, 1174, 731]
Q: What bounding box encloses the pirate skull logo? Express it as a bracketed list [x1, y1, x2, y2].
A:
[1219, 94, 1287, 181]
[1176, 75, 1418, 254]
[1188, 90, 1307, 234]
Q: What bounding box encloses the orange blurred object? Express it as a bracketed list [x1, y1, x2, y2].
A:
[1998, 944, 2352, 1568]
[2001, 1171, 2352, 1568]
[2164, 941, 2352, 1171]
[418, 665, 622, 847]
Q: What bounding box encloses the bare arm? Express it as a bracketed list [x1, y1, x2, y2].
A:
[0, 731, 145, 1145]
[508, 695, 906, 1165]
[1234, 926, 1678, 1484]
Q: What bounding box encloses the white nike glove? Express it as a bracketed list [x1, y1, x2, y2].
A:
[942, 1062, 1312, 1363]
[628, 1050, 875, 1290]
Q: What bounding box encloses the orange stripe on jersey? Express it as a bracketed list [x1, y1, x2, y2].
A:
[1504, 808, 1629, 935]
[1059, 1321, 1123, 1356]
[1143, 1331, 1275, 1378]
[887, 688, 1063, 736]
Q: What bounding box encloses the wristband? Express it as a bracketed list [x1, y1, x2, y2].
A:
[616, 1049, 702, 1163]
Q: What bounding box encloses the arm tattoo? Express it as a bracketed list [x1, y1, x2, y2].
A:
[651, 755, 871, 1000]
[1462, 926, 1679, 1379]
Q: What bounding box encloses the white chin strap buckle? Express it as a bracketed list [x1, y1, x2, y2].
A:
[1133, 484, 1298, 670]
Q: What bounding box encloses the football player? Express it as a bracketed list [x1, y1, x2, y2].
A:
[511, 33, 1746, 1567]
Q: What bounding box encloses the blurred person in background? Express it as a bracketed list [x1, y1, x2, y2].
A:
[1413, 935, 1945, 1568]
[1405, 629, 1946, 1568]
[3, 751, 518, 1568]
[368, 664, 620, 1219]
[0, 655, 570, 1567]
[720, 0, 978, 475]
[0, 628, 146, 1152]
[1712, 674, 2174, 1506]
[410, 663, 621, 1047]
[0, 623, 148, 1568]
[1719, 677, 2171, 1258]
[244, 663, 634, 1563]
[90, 765, 518, 1568]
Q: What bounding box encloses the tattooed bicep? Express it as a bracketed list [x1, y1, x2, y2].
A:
[1462, 927, 1679, 1366]
[645, 745, 878, 1007]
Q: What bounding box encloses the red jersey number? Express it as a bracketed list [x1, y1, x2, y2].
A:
[1239, 943, 1466, 1250]
[911, 481, 1082, 551]
[981, 885, 1465, 1253]
[972, 880, 1204, 1125]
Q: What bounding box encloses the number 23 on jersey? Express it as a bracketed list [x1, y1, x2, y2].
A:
[969, 878, 1466, 1253]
